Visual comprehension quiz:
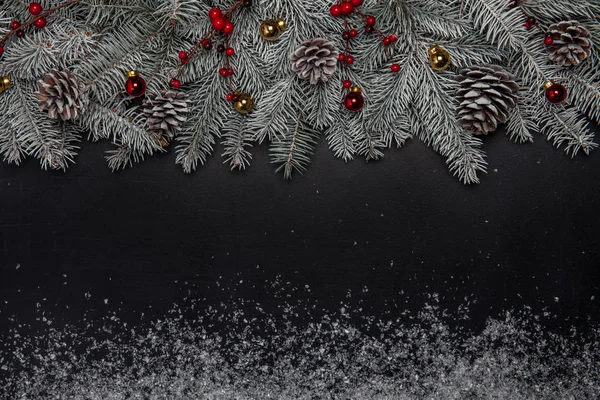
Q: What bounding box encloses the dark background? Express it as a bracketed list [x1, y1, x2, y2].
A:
[1, 128, 600, 334]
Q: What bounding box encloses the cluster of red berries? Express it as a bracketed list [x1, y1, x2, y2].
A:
[1, 2, 47, 56]
[209, 7, 235, 35]
[329, 0, 364, 17]
[225, 92, 241, 102]
[524, 16, 536, 30]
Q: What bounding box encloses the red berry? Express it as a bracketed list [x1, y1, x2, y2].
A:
[0, 46, 3, 56]
[365, 25, 373, 33]
[33, 17, 47, 29]
[226, 93, 234, 101]
[170, 78, 181, 88]
[383, 37, 391, 45]
[544, 34, 554, 46]
[346, 55, 355, 64]
[545, 82, 567, 104]
[202, 40, 213, 50]
[389, 34, 398, 42]
[349, 29, 358, 38]
[342, 31, 350, 40]
[366, 16, 376, 26]
[343, 80, 352, 89]
[391, 63, 401, 72]
[341, 1, 354, 15]
[29, 2, 43, 15]
[16, 30, 25, 38]
[351, 0, 363, 5]
[228, 67, 234, 76]
[524, 16, 535, 30]
[225, 47, 235, 56]
[219, 68, 229, 77]
[232, 94, 240, 102]
[208, 8, 222, 20]
[212, 17, 226, 31]
[178, 50, 188, 59]
[330, 5, 342, 17]
[222, 21, 234, 35]
[10, 21, 21, 30]
[338, 54, 346, 62]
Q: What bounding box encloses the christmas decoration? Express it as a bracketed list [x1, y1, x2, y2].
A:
[260, 18, 287, 41]
[233, 92, 255, 115]
[544, 81, 568, 105]
[545, 21, 592, 66]
[290, 38, 338, 85]
[456, 65, 519, 135]
[344, 86, 364, 113]
[0, 76, 11, 94]
[143, 90, 189, 139]
[35, 69, 86, 121]
[125, 70, 147, 97]
[429, 45, 451, 71]
[0, 0, 599, 184]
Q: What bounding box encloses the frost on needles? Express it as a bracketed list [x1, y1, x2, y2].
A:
[0, 0, 599, 184]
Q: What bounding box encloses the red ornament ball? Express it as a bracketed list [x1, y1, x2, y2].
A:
[351, 0, 363, 6]
[226, 47, 235, 56]
[545, 82, 567, 104]
[330, 4, 342, 17]
[125, 75, 146, 97]
[219, 68, 229, 77]
[222, 21, 235, 35]
[212, 17, 226, 31]
[340, 1, 354, 15]
[544, 34, 554, 46]
[10, 21, 21, 30]
[34, 17, 47, 29]
[29, 2, 43, 15]
[170, 78, 181, 88]
[343, 80, 352, 89]
[208, 8, 222, 20]
[391, 63, 401, 72]
[366, 16, 376, 26]
[344, 89, 364, 112]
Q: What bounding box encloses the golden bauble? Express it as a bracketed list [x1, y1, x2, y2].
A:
[428, 45, 451, 71]
[0, 76, 10, 94]
[234, 92, 255, 114]
[260, 18, 286, 41]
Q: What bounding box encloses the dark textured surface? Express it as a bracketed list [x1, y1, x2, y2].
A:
[1, 129, 600, 332]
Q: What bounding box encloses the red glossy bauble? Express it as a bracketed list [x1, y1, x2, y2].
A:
[34, 17, 47, 29]
[125, 75, 146, 97]
[391, 63, 400, 72]
[544, 34, 554, 46]
[330, 5, 342, 17]
[545, 82, 567, 104]
[170, 78, 181, 88]
[344, 90, 364, 112]
[29, 2, 43, 15]
[222, 21, 234, 35]
[212, 17, 226, 31]
[208, 8, 222, 20]
[340, 1, 354, 15]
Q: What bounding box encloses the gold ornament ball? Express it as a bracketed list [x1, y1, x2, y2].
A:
[234, 92, 255, 115]
[428, 45, 451, 71]
[0, 76, 10, 94]
[260, 18, 287, 41]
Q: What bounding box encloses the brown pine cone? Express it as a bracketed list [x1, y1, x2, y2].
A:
[35, 69, 87, 121]
[290, 38, 338, 85]
[546, 21, 592, 66]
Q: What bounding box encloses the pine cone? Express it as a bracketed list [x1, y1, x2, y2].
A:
[143, 89, 188, 139]
[35, 69, 86, 121]
[546, 21, 592, 66]
[455, 65, 519, 135]
[290, 38, 338, 85]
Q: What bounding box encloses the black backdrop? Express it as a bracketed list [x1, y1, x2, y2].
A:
[1, 128, 600, 334]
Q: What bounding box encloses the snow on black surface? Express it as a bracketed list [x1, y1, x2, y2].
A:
[1, 283, 599, 399]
